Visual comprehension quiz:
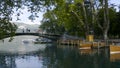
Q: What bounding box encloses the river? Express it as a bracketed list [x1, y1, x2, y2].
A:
[0, 35, 119, 68]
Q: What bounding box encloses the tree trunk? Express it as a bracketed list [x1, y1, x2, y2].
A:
[81, 2, 89, 37]
[103, 29, 108, 40]
[103, 0, 109, 40]
[90, 0, 95, 24]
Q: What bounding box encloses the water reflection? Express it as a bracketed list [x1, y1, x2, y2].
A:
[0, 45, 120, 68]
[0, 36, 120, 68]
[42, 45, 111, 68]
[0, 53, 44, 68]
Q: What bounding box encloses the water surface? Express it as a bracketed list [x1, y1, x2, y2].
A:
[0, 35, 120, 68]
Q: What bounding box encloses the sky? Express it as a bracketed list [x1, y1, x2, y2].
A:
[12, 7, 44, 25]
[109, 0, 120, 11]
[12, 0, 120, 25]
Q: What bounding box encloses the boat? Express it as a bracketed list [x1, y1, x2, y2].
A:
[34, 38, 52, 44]
[22, 39, 34, 44]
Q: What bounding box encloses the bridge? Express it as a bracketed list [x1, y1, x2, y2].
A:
[5, 33, 61, 41]
[15, 33, 40, 36]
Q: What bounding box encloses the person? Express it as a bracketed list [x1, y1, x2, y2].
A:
[28, 29, 30, 32]
[26, 28, 30, 33]
[22, 29, 24, 33]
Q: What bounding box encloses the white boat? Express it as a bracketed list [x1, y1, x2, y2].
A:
[22, 40, 29, 44]
[34, 38, 52, 44]
[22, 39, 34, 44]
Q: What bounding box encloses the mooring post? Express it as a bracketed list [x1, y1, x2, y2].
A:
[97, 41, 100, 54]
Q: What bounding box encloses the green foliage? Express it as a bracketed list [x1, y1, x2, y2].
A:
[98, 8, 116, 28]
[40, 0, 95, 36]
[0, 19, 17, 39]
[108, 11, 120, 38]
[40, 10, 65, 34]
[1, 0, 120, 39]
[74, 0, 83, 3]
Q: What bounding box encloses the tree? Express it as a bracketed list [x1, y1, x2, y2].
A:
[40, 0, 96, 37]
[40, 10, 65, 34]
[108, 10, 120, 38]
[95, 0, 110, 40]
[0, 0, 49, 39]
[95, 7, 117, 38]
[0, 18, 17, 40]
[0, 0, 115, 40]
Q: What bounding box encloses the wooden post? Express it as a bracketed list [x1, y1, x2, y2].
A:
[97, 42, 100, 54]
[77, 40, 79, 46]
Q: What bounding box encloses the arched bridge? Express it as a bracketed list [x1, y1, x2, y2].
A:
[5, 33, 61, 41]
[15, 33, 40, 36]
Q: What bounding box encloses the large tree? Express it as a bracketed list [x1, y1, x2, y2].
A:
[0, 0, 49, 39]
[0, 0, 113, 40]
[40, 10, 65, 34]
[94, 0, 110, 40]
[40, 0, 97, 37]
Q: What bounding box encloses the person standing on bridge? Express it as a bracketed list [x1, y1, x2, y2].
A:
[26, 28, 30, 33]
[22, 29, 25, 33]
[28, 29, 30, 32]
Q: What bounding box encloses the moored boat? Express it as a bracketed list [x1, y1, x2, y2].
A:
[22, 39, 35, 44]
[34, 38, 52, 44]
